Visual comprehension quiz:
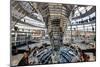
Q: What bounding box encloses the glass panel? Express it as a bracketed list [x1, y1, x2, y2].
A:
[86, 6, 92, 11]
[79, 7, 86, 14]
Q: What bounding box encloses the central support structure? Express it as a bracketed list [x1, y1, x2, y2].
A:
[37, 3, 74, 63]
[49, 19, 63, 63]
[47, 4, 73, 63]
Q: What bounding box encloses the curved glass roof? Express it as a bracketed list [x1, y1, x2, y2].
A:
[73, 6, 93, 17]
